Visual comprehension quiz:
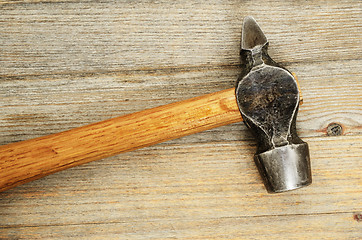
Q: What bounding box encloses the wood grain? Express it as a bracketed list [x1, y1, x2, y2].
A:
[0, 88, 242, 192]
[0, 136, 361, 239]
[0, 0, 361, 239]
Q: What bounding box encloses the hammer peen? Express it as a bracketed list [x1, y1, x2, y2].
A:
[0, 17, 311, 193]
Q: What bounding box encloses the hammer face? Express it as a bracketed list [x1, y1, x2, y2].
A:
[236, 17, 311, 193]
[254, 143, 312, 193]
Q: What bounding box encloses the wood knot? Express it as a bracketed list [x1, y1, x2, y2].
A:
[326, 123, 343, 136]
[353, 213, 362, 222]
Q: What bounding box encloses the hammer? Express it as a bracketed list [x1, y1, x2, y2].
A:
[0, 17, 311, 193]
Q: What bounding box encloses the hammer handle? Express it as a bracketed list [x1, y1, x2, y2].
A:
[0, 88, 242, 192]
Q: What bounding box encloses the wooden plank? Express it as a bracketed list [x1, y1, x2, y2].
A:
[0, 0, 361, 78]
[0, 213, 361, 239]
[1, 59, 361, 146]
[0, 136, 361, 238]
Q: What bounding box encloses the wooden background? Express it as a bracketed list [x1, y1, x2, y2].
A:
[0, 0, 361, 239]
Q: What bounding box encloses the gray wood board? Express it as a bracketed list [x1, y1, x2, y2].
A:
[1, 0, 361, 239]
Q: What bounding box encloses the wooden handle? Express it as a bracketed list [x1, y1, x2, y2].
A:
[0, 88, 242, 192]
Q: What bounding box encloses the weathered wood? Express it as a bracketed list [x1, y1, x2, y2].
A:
[1, 212, 361, 239]
[0, 62, 359, 145]
[0, 136, 361, 239]
[0, 0, 360, 78]
[0, 0, 361, 239]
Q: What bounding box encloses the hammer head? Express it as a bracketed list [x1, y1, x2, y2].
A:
[236, 17, 312, 193]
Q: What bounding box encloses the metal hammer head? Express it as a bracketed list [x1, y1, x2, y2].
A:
[236, 17, 312, 193]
